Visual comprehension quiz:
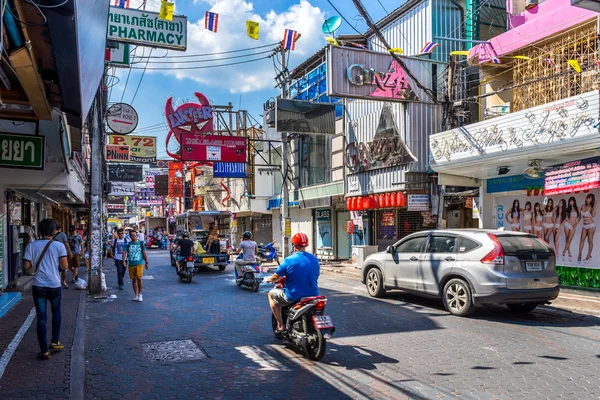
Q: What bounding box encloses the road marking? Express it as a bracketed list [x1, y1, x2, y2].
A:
[235, 345, 290, 371]
[0, 307, 36, 379]
[559, 295, 600, 304]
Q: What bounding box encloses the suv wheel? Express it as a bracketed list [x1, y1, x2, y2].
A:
[507, 303, 538, 314]
[443, 279, 475, 317]
[365, 268, 386, 298]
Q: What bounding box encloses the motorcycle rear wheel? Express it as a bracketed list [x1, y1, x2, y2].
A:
[305, 326, 326, 361]
[252, 282, 260, 292]
[185, 274, 193, 283]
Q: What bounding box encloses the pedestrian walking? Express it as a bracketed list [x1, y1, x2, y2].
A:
[23, 219, 69, 360]
[53, 225, 73, 289]
[110, 228, 129, 290]
[122, 230, 149, 302]
[67, 225, 83, 283]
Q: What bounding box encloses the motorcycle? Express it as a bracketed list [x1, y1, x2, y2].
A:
[269, 277, 335, 361]
[177, 256, 195, 283]
[234, 254, 264, 292]
[257, 242, 280, 265]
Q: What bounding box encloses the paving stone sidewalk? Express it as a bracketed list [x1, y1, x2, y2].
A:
[0, 270, 86, 400]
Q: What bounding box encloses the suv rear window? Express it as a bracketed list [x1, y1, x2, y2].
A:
[496, 235, 552, 253]
[457, 236, 480, 253]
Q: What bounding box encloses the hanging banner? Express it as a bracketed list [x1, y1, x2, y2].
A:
[108, 7, 187, 51]
[213, 162, 247, 178]
[544, 156, 600, 196]
[169, 161, 183, 197]
[180, 134, 247, 162]
[108, 134, 157, 163]
[108, 182, 135, 196]
[108, 164, 143, 182]
[106, 144, 130, 161]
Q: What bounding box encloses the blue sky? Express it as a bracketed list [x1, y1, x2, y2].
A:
[108, 0, 403, 158]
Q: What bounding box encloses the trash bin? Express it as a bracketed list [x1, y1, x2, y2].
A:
[351, 245, 379, 267]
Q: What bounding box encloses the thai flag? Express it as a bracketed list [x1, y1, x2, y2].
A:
[350, 42, 367, 50]
[544, 58, 555, 67]
[420, 41, 439, 54]
[205, 12, 219, 33]
[282, 29, 298, 51]
[491, 56, 501, 64]
[114, 0, 130, 8]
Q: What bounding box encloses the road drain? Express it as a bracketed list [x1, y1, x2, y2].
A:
[141, 339, 208, 363]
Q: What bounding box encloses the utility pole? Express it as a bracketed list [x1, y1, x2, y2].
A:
[280, 48, 291, 257]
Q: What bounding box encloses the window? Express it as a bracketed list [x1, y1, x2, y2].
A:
[299, 135, 331, 187]
[396, 236, 427, 253]
[427, 236, 456, 253]
[457, 237, 481, 253]
[496, 235, 553, 254]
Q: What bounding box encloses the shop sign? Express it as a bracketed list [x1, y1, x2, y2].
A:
[109, 182, 135, 196]
[106, 42, 130, 67]
[486, 174, 545, 194]
[106, 103, 138, 134]
[145, 174, 155, 187]
[106, 144, 130, 161]
[213, 162, 247, 178]
[169, 161, 183, 197]
[327, 46, 419, 102]
[544, 156, 600, 196]
[285, 218, 291, 236]
[0, 133, 44, 170]
[472, 202, 480, 219]
[345, 103, 417, 173]
[107, 203, 125, 210]
[108, 164, 143, 182]
[108, 7, 187, 51]
[315, 208, 331, 221]
[108, 134, 156, 163]
[180, 134, 247, 163]
[137, 199, 164, 206]
[430, 91, 599, 164]
[165, 92, 214, 144]
[407, 194, 429, 211]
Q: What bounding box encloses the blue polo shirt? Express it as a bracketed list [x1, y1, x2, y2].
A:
[275, 251, 320, 301]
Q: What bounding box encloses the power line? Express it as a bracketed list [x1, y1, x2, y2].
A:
[133, 42, 281, 59]
[131, 49, 274, 64]
[375, 0, 388, 13]
[131, 48, 154, 105]
[129, 55, 271, 70]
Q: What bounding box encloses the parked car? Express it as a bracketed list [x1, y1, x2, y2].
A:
[361, 229, 559, 316]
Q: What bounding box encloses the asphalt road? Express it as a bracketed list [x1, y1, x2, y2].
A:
[84, 250, 600, 400]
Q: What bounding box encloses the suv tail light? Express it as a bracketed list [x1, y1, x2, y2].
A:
[481, 233, 504, 265]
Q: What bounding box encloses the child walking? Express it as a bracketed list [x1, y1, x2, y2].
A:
[122, 230, 149, 302]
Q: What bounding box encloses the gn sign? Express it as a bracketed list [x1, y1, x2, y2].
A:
[0, 133, 44, 170]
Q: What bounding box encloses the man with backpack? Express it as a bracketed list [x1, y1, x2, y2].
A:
[110, 228, 129, 290]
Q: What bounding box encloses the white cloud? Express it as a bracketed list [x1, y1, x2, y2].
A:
[120, 0, 327, 94]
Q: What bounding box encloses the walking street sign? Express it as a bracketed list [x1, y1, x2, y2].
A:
[0, 132, 45, 170]
[108, 7, 187, 51]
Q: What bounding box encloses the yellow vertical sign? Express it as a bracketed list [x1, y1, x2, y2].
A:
[285, 218, 291, 236]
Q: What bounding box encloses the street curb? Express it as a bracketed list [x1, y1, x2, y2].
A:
[70, 289, 86, 400]
[320, 266, 361, 278]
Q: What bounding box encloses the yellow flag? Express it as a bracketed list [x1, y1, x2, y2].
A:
[159, 0, 174, 21]
[324, 37, 339, 46]
[388, 48, 403, 54]
[512, 55, 531, 60]
[246, 21, 259, 40]
[568, 59, 581, 73]
[450, 50, 469, 56]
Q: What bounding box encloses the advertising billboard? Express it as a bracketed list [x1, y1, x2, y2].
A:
[275, 99, 335, 135]
[108, 134, 157, 163]
[180, 134, 247, 163]
[108, 164, 143, 182]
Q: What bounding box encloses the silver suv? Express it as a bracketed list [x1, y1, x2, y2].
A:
[361, 229, 559, 316]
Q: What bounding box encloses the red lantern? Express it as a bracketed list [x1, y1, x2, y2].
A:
[391, 192, 398, 207]
[349, 197, 355, 211]
[398, 192, 406, 207]
[346, 198, 353, 211]
[357, 197, 363, 210]
[385, 193, 392, 208]
[373, 195, 380, 209]
[362, 196, 370, 210]
[380, 194, 386, 208]
[368, 195, 374, 210]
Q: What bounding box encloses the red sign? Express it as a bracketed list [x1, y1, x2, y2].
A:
[106, 144, 130, 161]
[165, 92, 214, 143]
[346, 220, 354, 235]
[180, 134, 248, 163]
[169, 161, 183, 198]
[544, 156, 600, 196]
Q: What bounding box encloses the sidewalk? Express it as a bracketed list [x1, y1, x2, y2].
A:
[310, 261, 600, 317]
[0, 270, 86, 400]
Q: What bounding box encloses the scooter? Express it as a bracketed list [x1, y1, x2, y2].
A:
[234, 254, 264, 292]
[257, 242, 280, 265]
[145, 236, 157, 249]
[177, 256, 195, 283]
[268, 277, 335, 361]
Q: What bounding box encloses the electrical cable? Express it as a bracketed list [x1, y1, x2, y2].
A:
[26, 0, 69, 9]
[131, 48, 153, 106]
[6, 0, 47, 26]
[131, 48, 275, 64]
[129, 55, 271, 70]
[119, 46, 141, 103]
[134, 42, 281, 59]
[375, 0, 388, 13]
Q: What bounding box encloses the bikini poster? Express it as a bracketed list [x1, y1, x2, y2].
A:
[496, 191, 599, 269]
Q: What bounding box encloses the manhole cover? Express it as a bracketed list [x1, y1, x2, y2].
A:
[141, 340, 208, 363]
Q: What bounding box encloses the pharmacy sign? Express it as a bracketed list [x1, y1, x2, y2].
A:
[108, 7, 187, 51]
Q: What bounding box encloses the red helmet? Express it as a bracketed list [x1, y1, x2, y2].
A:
[291, 232, 309, 247]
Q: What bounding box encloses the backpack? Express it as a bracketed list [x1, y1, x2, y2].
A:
[112, 237, 130, 252]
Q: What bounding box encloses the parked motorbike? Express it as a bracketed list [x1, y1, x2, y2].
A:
[234, 254, 264, 292]
[269, 277, 335, 361]
[177, 256, 195, 283]
[145, 236, 157, 249]
[257, 242, 280, 265]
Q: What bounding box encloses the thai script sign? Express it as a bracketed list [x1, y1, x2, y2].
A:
[108, 7, 187, 51]
[180, 134, 247, 163]
[407, 194, 429, 211]
[486, 174, 545, 194]
[0, 133, 44, 170]
[108, 164, 143, 182]
[430, 91, 599, 163]
[213, 162, 247, 178]
[544, 156, 600, 195]
[327, 46, 419, 102]
[109, 182, 135, 196]
[108, 134, 156, 163]
[106, 144, 130, 161]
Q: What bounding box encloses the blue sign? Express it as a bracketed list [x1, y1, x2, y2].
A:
[213, 162, 247, 178]
[486, 174, 544, 194]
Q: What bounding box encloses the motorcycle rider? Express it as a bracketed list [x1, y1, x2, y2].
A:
[235, 231, 258, 277]
[174, 231, 195, 275]
[266, 232, 320, 333]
